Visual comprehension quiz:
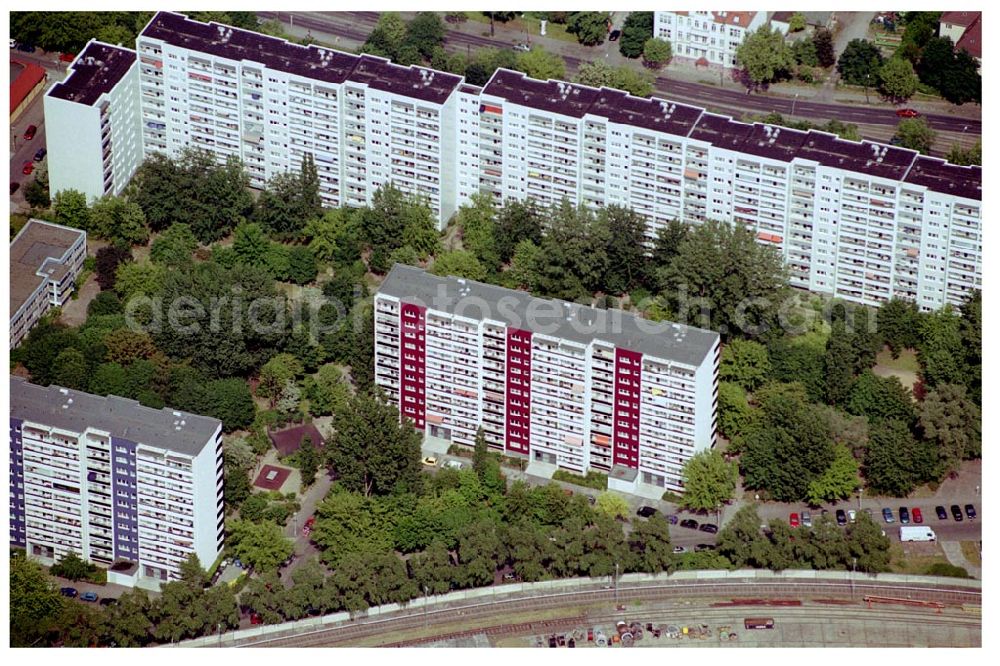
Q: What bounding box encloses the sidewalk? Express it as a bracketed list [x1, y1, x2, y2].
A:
[940, 541, 981, 579]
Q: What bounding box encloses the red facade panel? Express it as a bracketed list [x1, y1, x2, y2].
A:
[613, 348, 642, 468]
[504, 328, 532, 455]
[399, 303, 426, 430]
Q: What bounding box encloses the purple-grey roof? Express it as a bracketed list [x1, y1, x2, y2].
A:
[588, 89, 704, 137]
[482, 69, 601, 118]
[796, 131, 917, 181]
[140, 11, 460, 103]
[688, 112, 754, 148]
[904, 156, 982, 201]
[47, 41, 136, 106]
[739, 123, 809, 161]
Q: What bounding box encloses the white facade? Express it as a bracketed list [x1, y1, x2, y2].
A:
[10, 379, 224, 589]
[654, 11, 767, 68]
[375, 265, 720, 495]
[44, 40, 142, 201]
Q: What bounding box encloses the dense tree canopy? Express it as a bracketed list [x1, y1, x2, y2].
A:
[619, 12, 654, 58]
[837, 39, 884, 86]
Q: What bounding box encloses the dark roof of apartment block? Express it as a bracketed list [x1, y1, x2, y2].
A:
[9, 219, 85, 316]
[740, 123, 808, 161]
[378, 264, 719, 368]
[140, 11, 460, 102]
[47, 41, 136, 106]
[903, 156, 982, 201]
[688, 112, 755, 148]
[795, 131, 918, 181]
[10, 377, 221, 457]
[482, 69, 602, 118]
[589, 89, 704, 137]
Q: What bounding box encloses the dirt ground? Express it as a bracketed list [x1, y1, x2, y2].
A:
[58, 273, 100, 327]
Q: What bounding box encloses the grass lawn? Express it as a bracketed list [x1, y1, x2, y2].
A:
[464, 12, 581, 45]
[873, 347, 920, 392]
[960, 541, 981, 567]
[887, 542, 952, 575]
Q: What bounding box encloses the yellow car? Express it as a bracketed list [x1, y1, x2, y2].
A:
[422, 456, 438, 467]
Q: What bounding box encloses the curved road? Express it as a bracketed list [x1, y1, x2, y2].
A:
[258, 11, 981, 135]
[230, 576, 980, 647]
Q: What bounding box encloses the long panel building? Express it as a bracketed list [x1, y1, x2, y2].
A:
[45, 11, 981, 312]
[9, 378, 224, 589]
[375, 265, 721, 496]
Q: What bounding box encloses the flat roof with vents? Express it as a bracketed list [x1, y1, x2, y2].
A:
[47, 41, 136, 106]
[10, 377, 221, 457]
[904, 156, 982, 201]
[140, 11, 461, 104]
[9, 219, 85, 317]
[378, 264, 719, 367]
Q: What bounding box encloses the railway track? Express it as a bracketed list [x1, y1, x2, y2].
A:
[236, 578, 980, 647]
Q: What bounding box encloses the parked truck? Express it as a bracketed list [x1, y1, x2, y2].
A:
[900, 526, 937, 542]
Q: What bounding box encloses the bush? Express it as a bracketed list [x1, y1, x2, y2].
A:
[661, 491, 683, 504]
[552, 469, 608, 490]
[924, 562, 971, 579]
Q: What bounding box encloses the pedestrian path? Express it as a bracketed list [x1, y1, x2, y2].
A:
[940, 541, 981, 580]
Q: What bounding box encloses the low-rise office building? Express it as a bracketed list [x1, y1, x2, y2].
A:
[9, 378, 224, 589]
[9, 219, 86, 349]
[374, 265, 720, 496]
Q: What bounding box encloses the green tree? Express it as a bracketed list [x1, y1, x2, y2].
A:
[846, 512, 891, 572]
[720, 339, 771, 391]
[202, 378, 256, 431]
[405, 12, 446, 59]
[286, 245, 318, 285]
[303, 208, 360, 264]
[716, 505, 773, 568]
[298, 435, 320, 487]
[619, 11, 654, 58]
[49, 552, 96, 581]
[88, 290, 122, 317]
[877, 297, 921, 357]
[361, 12, 407, 60]
[736, 25, 795, 87]
[95, 245, 132, 291]
[89, 195, 149, 248]
[114, 259, 165, 302]
[51, 348, 91, 391]
[575, 60, 654, 96]
[495, 199, 543, 264]
[254, 155, 323, 237]
[946, 141, 981, 166]
[627, 513, 674, 573]
[717, 381, 752, 440]
[642, 37, 672, 68]
[409, 541, 455, 595]
[472, 427, 490, 481]
[150, 223, 199, 268]
[99, 588, 153, 647]
[919, 384, 981, 473]
[227, 519, 294, 571]
[864, 419, 937, 496]
[894, 117, 935, 154]
[680, 450, 737, 511]
[847, 371, 917, 425]
[599, 205, 649, 294]
[10, 552, 64, 647]
[457, 193, 500, 273]
[659, 220, 788, 338]
[430, 250, 487, 281]
[90, 362, 129, 397]
[329, 392, 423, 497]
[52, 188, 92, 231]
[566, 11, 610, 46]
[917, 305, 968, 389]
[304, 363, 350, 416]
[813, 27, 836, 68]
[515, 46, 566, 80]
[806, 444, 860, 505]
[878, 57, 919, 101]
[791, 38, 819, 67]
[788, 13, 807, 32]
[594, 491, 629, 520]
[916, 36, 981, 105]
[837, 39, 884, 86]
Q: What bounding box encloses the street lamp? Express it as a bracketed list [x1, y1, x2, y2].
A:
[858, 487, 863, 511]
[851, 557, 857, 598]
[613, 562, 619, 607]
[792, 93, 799, 116]
[864, 73, 871, 104]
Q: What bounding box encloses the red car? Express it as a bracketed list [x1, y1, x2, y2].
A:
[912, 507, 923, 524]
[250, 613, 262, 625]
[896, 108, 920, 118]
[23, 125, 37, 140]
[22, 161, 33, 175]
[789, 513, 800, 528]
[59, 53, 76, 62]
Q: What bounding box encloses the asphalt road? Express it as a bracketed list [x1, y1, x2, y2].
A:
[257, 11, 981, 135]
[10, 48, 60, 210]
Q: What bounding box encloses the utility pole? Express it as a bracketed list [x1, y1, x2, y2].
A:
[864, 73, 870, 104]
[424, 585, 429, 627]
[858, 487, 863, 511]
[792, 93, 799, 116]
[851, 557, 857, 598]
[614, 562, 619, 606]
[489, 12, 495, 37]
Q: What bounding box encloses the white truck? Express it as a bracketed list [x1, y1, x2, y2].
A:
[900, 526, 937, 542]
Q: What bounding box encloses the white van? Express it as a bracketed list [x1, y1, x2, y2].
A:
[900, 526, 937, 542]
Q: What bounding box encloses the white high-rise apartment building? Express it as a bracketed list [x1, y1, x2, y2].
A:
[374, 265, 720, 496]
[653, 11, 767, 68]
[45, 12, 981, 312]
[9, 378, 224, 589]
[134, 11, 463, 224]
[44, 40, 143, 201]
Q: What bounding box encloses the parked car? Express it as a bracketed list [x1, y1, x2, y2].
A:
[679, 518, 699, 529]
[667, 514, 678, 525]
[950, 504, 963, 522]
[801, 510, 812, 527]
[33, 148, 46, 161]
[250, 613, 263, 625]
[59, 52, 76, 62]
[789, 513, 799, 528]
[882, 507, 895, 523]
[10, 182, 20, 195]
[912, 507, 923, 524]
[698, 523, 718, 534]
[22, 161, 34, 175]
[896, 108, 920, 118]
[935, 505, 948, 520]
[513, 43, 530, 52]
[695, 543, 716, 552]
[899, 507, 910, 524]
[24, 125, 37, 140]
[99, 598, 117, 606]
[421, 455, 437, 466]
[965, 504, 976, 519]
[17, 42, 35, 53]
[672, 545, 686, 554]
[442, 459, 465, 470]
[60, 587, 78, 598]
[836, 509, 847, 526]
[848, 509, 857, 524]
[609, 29, 621, 41]
[636, 506, 658, 518]
[80, 591, 99, 602]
